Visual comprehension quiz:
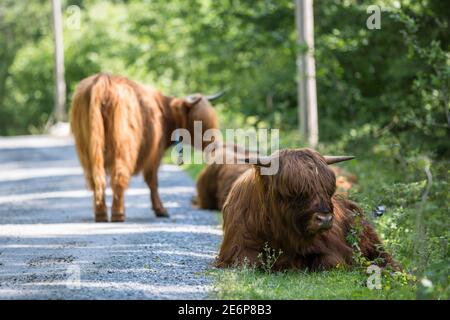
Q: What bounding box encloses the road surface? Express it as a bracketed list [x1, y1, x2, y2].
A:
[0, 136, 221, 299]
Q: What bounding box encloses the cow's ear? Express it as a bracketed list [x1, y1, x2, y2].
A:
[238, 156, 273, 168]
[184, 94, 202, 107]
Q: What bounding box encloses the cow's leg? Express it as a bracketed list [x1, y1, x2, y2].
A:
[94, 189, 107, 222]
[144, 168, 168, 218]
[110, 163, 130, 222]
[87, 174, 107, 222]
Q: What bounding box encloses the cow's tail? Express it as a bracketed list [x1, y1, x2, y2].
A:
[88, 74, 109, 204]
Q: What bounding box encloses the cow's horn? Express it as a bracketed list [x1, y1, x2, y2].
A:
[238, 156, 272, 167]
[205, 91, 225, 101]
[324, 155, 355, 165]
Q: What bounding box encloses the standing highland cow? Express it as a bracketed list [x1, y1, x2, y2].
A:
[216, 148, 393, 270]
[71, 73, 222, 222]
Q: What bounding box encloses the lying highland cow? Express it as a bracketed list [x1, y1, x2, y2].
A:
[71, 73, 222, 222]
[195, 145, 357, 211]
[216, 148, 393, 270]
[194, 143, 254, 210]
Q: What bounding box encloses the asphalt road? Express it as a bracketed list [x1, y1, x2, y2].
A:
[0, 136, 221, 299]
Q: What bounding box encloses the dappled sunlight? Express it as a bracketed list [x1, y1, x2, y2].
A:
[156, 250, 216, 260]
[127, 201, 181, 209]
[12, 281, 212, 298]
[0, 136, 74, 149]
[0, 223, 222, 238]
[0, 167, 82, 182]
[0, 186, 195, 204]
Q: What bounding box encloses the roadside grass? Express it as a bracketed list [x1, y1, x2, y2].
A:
[208, 268, 416, 300]
[163, 147, 205, 180]
[182, 163, 205, 180]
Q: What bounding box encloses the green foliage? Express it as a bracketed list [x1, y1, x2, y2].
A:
[257, 243, 283, 273]
[0, 0, 52, 135]
[1, 0, 448, 153]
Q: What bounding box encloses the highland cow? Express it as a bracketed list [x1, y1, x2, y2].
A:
[195, 145, 357, 211]
[194, 143, 253, 210]
[216, 148, 393, 270]
[71, 73, 222, 222]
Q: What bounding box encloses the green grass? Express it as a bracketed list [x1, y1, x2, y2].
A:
[163, 147, 206, 180]
[162, 147, 205, 180]
[182, 163, 205, 180]
[209, 268, 416, 300]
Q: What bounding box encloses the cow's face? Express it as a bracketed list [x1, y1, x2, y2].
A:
[173, 93, 222, 150]
[243, 148, 354, 238]
[267, 149, 337, 236]
[298, 193, 335, 235]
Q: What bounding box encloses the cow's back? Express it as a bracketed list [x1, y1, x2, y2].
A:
[71, 73, 164, 176]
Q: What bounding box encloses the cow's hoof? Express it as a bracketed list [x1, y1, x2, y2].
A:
[155, 208, 169, 218]
[111, 213, 125, 222]
[95, 214, 108, 223]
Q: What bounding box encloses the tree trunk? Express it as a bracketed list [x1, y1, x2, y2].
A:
[52, 0, 66, 122]
[295, 0, 318, 148]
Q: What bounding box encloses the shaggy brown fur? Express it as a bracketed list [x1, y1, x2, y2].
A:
[195, 143, 253, 210]
[71, 73, 219, 222]
[216, 148, 393, 270]
[195, 146, 357, 211]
